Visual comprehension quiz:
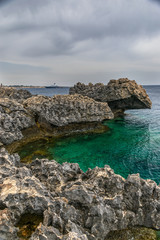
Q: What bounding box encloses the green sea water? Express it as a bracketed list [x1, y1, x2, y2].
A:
[18, 86, 160, 184]
[17, 85, 160, 238]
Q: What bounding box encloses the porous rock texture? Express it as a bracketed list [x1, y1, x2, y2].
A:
[0, 98, 35, 145]
[0, 87, 32, 101]
[0, 148, 160, 239]
[24, 94, 114, 127]
[69, 78, 152, 111]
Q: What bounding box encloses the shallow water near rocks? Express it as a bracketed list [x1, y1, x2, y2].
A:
[18, 86, 160, 184]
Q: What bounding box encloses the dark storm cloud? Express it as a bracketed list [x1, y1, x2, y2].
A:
[1, 0, 160, 85]
[151, 0, 160, 3]
[2, 0, 160, 58]
[0, 0, 12, 5]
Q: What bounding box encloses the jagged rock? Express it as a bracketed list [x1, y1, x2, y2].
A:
[69, 78, 152, 111]
[0, 87, 32, 101]
[23, 94, 114, 127]
[0, 209, 18, 240]
[0, 98, 35, 145]
[0, 148, 160, 239]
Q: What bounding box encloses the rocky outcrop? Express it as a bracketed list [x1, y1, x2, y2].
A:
[0, 87, 32, 101]
[24, 94, 114, 127]
[0, 94, 113, 147]
[69, 78, 152, 111]
[0, 98, 35, 145]
[0, 79, 152, 147]
[0, 148, 160, 240]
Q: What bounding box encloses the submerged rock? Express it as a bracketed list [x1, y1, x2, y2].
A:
[0, 148, 160, 239]
[69, 78, 152, 111]
[0, 87, 32, 101]
[0, 98, 35, 145]
[23, 94, 114, 127]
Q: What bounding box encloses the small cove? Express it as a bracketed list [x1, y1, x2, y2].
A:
[17, 86, 160, 184]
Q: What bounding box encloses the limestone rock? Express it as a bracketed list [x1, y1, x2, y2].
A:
[69, 78, 152, 111]
[0, 148, 160, 239]
[0, 98, 35, 145]
[0, 87, 32, 101]
[23, 94, 114, 127]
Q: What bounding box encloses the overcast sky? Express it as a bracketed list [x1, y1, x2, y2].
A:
[0, 0, 160, 86]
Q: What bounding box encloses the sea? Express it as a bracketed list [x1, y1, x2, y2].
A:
[19, 85, 160, 184]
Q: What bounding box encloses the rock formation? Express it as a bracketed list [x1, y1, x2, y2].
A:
[0, 94, 113, 147]
[24, 94, 114, 127]
[0, 80, 154, 239]
[69, 78, 152, 111]
[0, 79, 152, 147]
[0, 98, 35, 145]
[0, 148, 160, 240]
[0, 87, 32, 101]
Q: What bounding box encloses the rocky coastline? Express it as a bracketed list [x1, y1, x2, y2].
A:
[70, 78, 152, 115]
[1, 148, 160, 240]
[0, 78, 156, 240]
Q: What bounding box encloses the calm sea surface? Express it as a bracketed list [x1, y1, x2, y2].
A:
[23, 87, 70, 97]
[19, 86, 160, 183]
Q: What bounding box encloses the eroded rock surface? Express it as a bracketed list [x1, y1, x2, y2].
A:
[0, 93, 113, 147]
[0, 149, 160, 239]
[24, 94, 114, 127]
[0, 87, 32, 101]
[69, 78, 152, 111]
[0, 98, 35, 146]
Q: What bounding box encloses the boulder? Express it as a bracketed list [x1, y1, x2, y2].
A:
[23, 94, 114, 127]
[0, 148, 160, 239]
[69, 78, 152, 111]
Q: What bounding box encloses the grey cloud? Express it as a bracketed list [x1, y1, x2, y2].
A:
[0, 0, 13, 5]
[0, 62, 49, 73]
[150, 0, 160, 3]
[1, 0, 160, 85]
[2, 0, 160, 57]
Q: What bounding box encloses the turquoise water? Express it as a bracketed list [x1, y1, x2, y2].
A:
[48, 116, 160, 183]
[18, 86, 160, 184]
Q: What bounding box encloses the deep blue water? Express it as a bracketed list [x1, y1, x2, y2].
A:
[18, 85, 160, 183]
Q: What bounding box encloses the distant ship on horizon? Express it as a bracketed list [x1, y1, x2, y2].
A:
[45, 83, 61, 88]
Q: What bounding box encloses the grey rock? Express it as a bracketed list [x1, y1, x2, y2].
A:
[23, 94, 114, 127]
[69, 78, 152, 111]
[0, 87, 32, 101]
[0, 98, 35, 145]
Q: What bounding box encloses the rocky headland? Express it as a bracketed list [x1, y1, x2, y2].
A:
[70, 78, 152, 115]
[0, 79, 156, 239]
[0, 78, 151, 148]
[0, 92, 113, 148]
